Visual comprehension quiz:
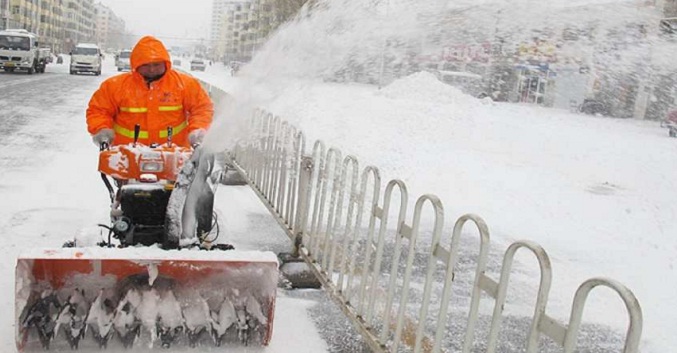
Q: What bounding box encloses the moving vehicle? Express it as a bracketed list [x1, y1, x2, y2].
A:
[70, 43, 102, 75]
[16, 128, 278, 351]
[190, 59, 206, 71]
[115, 49, 131, 71]
[0, 29, 50, 74]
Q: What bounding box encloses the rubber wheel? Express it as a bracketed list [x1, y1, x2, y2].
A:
[27, 65, 34, 75]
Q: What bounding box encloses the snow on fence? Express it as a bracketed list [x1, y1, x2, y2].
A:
[198, 80, 643, 352]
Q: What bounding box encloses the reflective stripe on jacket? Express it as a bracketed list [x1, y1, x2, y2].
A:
[86, 36, 213, 147]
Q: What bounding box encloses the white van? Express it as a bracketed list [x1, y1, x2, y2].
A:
[0, 29, 50, 74]
[70, 43, 102, 75]
[116, 49, 131, 71]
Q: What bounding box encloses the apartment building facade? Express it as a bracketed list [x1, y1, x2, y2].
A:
[37, 0, 63, 52]
[1, 0, 124, 53]
[210, 0, 229, 53]
[214, 0, 251, 62]
[211, 0, 308, 62]
[96, 3, 124, 50]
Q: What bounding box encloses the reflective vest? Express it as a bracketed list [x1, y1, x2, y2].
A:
[112, 101, 189, 146]
[113, 105, 187, 140]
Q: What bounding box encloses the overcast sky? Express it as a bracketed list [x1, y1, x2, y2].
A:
[99, 0, 213, 47]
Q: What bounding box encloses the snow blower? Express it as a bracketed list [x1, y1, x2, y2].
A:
[16, 126, 278, 351]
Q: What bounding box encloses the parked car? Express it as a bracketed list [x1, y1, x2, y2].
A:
[190, 59, 206, 71]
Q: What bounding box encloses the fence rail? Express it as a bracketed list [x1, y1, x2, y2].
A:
[198, 79, 643, 353]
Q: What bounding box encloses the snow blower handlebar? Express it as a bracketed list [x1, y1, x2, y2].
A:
[98, 141, 116, 204]
[133, 123, 140, 146]
[167, 126, 173, 147]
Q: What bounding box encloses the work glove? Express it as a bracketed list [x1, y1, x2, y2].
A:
[92, 128, 114, 147]
[188, 128, 207, 146]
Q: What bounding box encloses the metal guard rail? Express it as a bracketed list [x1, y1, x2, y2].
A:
[197, 80, 642, 353]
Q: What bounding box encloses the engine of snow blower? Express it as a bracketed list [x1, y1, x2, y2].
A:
[117, 183, 173, 245]
[95, 140, 216, 248]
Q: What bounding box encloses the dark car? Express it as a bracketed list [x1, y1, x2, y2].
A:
[190, 59, 206, 71]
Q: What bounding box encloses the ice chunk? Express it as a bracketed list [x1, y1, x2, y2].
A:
[138, 288, 160, 348]
[157, 290, 184, 348]
[86, 289, 116, 348]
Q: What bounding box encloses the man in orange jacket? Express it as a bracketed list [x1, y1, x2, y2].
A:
[87, 36, 213, 147]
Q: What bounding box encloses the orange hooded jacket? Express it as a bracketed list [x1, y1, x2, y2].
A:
[86, 36, 213, 147]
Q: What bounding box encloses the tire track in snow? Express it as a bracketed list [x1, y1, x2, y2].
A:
[0, 73, 103, 170]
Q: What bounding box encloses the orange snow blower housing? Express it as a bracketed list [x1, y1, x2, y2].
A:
[16, 139, 278, 352]
[98, 142, 192, 181]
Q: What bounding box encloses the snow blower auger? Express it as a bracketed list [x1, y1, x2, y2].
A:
[16, 125, 278, 352]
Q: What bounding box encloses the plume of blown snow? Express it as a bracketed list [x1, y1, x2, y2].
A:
[201, 0, 663, 152]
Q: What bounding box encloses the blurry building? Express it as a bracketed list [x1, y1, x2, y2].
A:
[1, 0, 17, 29]
[96, 3, 126, 50]
[213, 0, 251, 62]
[210, 0, 309, 62]
[38, 0, 64, 53]
[1, 0, 123, 53]
[210, 0, 230, 58]
[4, 0, 41, 32]
[63, 0, 97, 52]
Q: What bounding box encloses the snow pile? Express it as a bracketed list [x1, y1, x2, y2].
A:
[378, 71, 478, 107]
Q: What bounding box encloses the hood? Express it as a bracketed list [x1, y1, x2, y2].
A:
[72, 54, 99, 64]
[130, 36, 171, 72]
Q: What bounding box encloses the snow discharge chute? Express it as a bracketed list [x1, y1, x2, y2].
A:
[15, 129, 278, 351]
